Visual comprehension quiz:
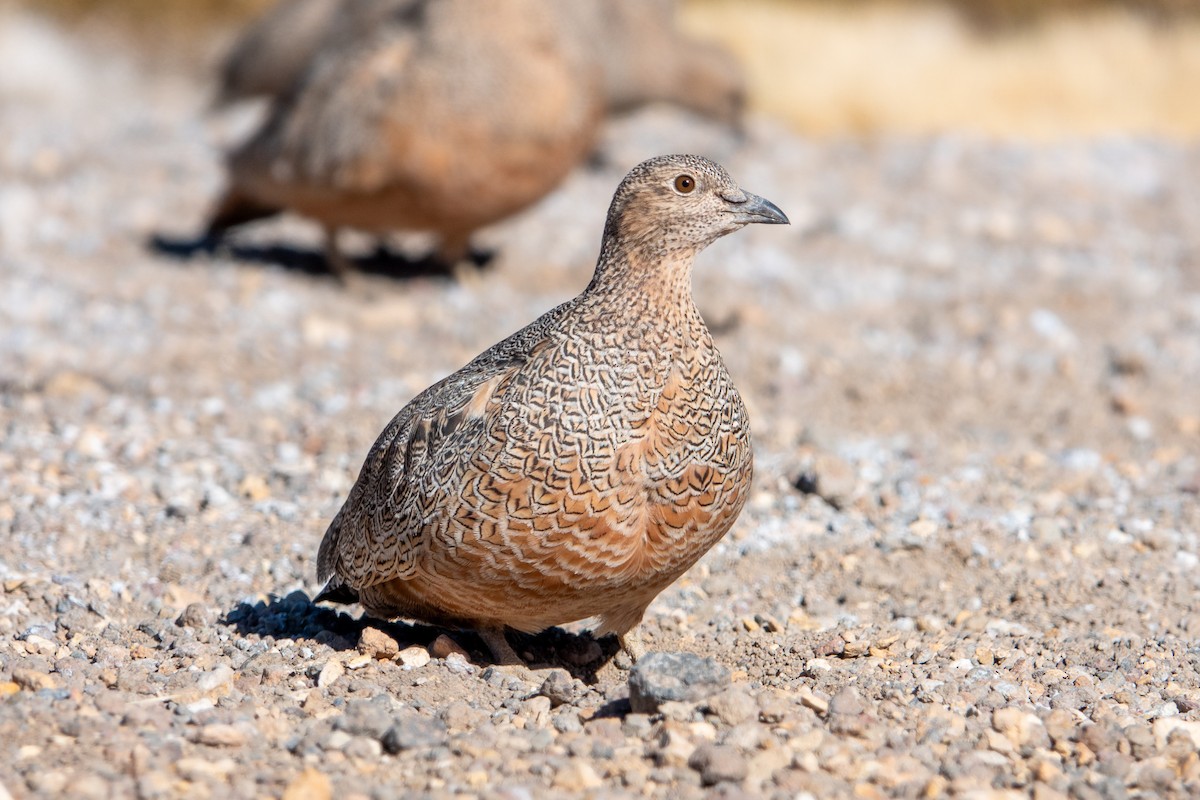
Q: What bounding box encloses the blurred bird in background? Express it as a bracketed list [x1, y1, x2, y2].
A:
[214, 0, 744, 124]
[203, 0, 745, 280]
[212, 0, 404, 109]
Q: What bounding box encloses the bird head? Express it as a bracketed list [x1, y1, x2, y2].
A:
[601, 154, 788, 264]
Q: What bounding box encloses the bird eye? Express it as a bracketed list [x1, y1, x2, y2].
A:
[674, 174, 696, 194]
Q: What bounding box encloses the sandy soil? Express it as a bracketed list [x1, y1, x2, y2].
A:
[2, 14, 1200, 800]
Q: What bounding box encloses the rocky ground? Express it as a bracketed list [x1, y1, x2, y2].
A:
[3, 14, 1200, 800]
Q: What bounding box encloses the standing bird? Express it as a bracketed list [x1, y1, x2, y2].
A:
[205, 0, 605, 276]
[316, 155, 788, 665]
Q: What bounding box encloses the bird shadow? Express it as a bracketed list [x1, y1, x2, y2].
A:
[223, 590, 622, 684]
[147, 233, 494, 283]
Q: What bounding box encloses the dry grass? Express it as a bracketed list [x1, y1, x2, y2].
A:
[791, 0, 1200, 29]
[20, 0, 272, 27]
[2, 0, 274, 60]
[683, 0, 1200, 137]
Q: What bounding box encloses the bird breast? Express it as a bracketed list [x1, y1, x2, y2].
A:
[421, 330, 753, 592]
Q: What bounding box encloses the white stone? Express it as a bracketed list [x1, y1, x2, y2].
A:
[317, 659, 344, 688]
[398, 646, 431, 669]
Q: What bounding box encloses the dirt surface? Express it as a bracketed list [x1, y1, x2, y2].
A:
[3, 16, 1200, 800]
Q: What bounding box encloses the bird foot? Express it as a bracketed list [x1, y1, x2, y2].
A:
[475, 628, 545, 684]
[323, 227, 358, 285]
[619, 630, 647, 663]
[594, 630, 647, 684]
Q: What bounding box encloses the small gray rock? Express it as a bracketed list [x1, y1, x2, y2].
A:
[439, 701, 480, 732]
[706, 687, 757, 725]
[381, 713, 449, 754]
[175, 603, 210, 629]
[687, 743, 748, 786]
[628, 652, 731, 714]
[828, 687, 865, 717]
[827, 687, 869, 736]
[334, 697, 394, 740]
[343, 735, 383, 761]
[553, 711, 583, 734]
[538, 670, 578, 707]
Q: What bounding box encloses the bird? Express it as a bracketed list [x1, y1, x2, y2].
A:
[589, 0, 744, 127]
[212, 0, 343, 109]
[204, 0, 606, 277]
[315, 154, 788, 666]
[214, 0, 743, 125]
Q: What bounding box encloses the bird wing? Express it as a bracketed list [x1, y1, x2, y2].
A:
[317, 298, 578, 589]
[214, 0, 341, 107]
[230, 24, 420, 196]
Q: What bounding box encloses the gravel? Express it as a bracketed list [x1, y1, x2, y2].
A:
[2, 12, 1200, 800]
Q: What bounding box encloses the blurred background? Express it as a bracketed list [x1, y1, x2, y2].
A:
[9, 0, 1200, 137]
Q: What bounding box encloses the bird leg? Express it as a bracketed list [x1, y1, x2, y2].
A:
[595, 628, 648, 683]
[477, 626, 524, 666]
[619, 628, 647, 663]
[322, 225, 355, 283]
[435, 232, 471, 268]
[437, 233, 492, 285]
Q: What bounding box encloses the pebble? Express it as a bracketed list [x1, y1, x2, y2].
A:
[1151, 717, 1200, 750]
[27, 770, 68, 794]
[525, 695, 552, 726]
[552, 761, 603, 791]
[64, 774, 108, 799]
[797, 686, 830, 715]
[804, 658, 833, 674]
[443, 652, 475, 675]
[176, 757, 236, 780]
[344, 736, 383, 760]
[827, 688, 869, 736]
[357, 627, 400, 660]
[193, 723, 248, 747]
[321, 730, 352, 751]
[757, 690, 792, 724]
[11, 668, 56, 691]
[628, 652, 731, 713]
[706, 687, 757, 725]
[992, 707, 1048, 749]
[439, 701, 480, 731]
[175, 602, 210, 628]
[430, 634, 469, 660]
[282, 768, 332, 800]
[334, 698, 394, 740]
[381, 713, 449, 754]
[538, 670, 578, 707]
[397, 646, 431, 668]
[651, 723, 697, 767]
[23, 634, 57, 657]
[196, 664, 235, 693]
[688, 743, 749, 785]
[316, 660, 344, 688]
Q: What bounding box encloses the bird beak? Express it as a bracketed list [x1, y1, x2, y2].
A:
[726, 191, 789, 225]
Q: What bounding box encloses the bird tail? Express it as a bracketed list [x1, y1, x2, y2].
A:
[314, 575, 360, 606]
